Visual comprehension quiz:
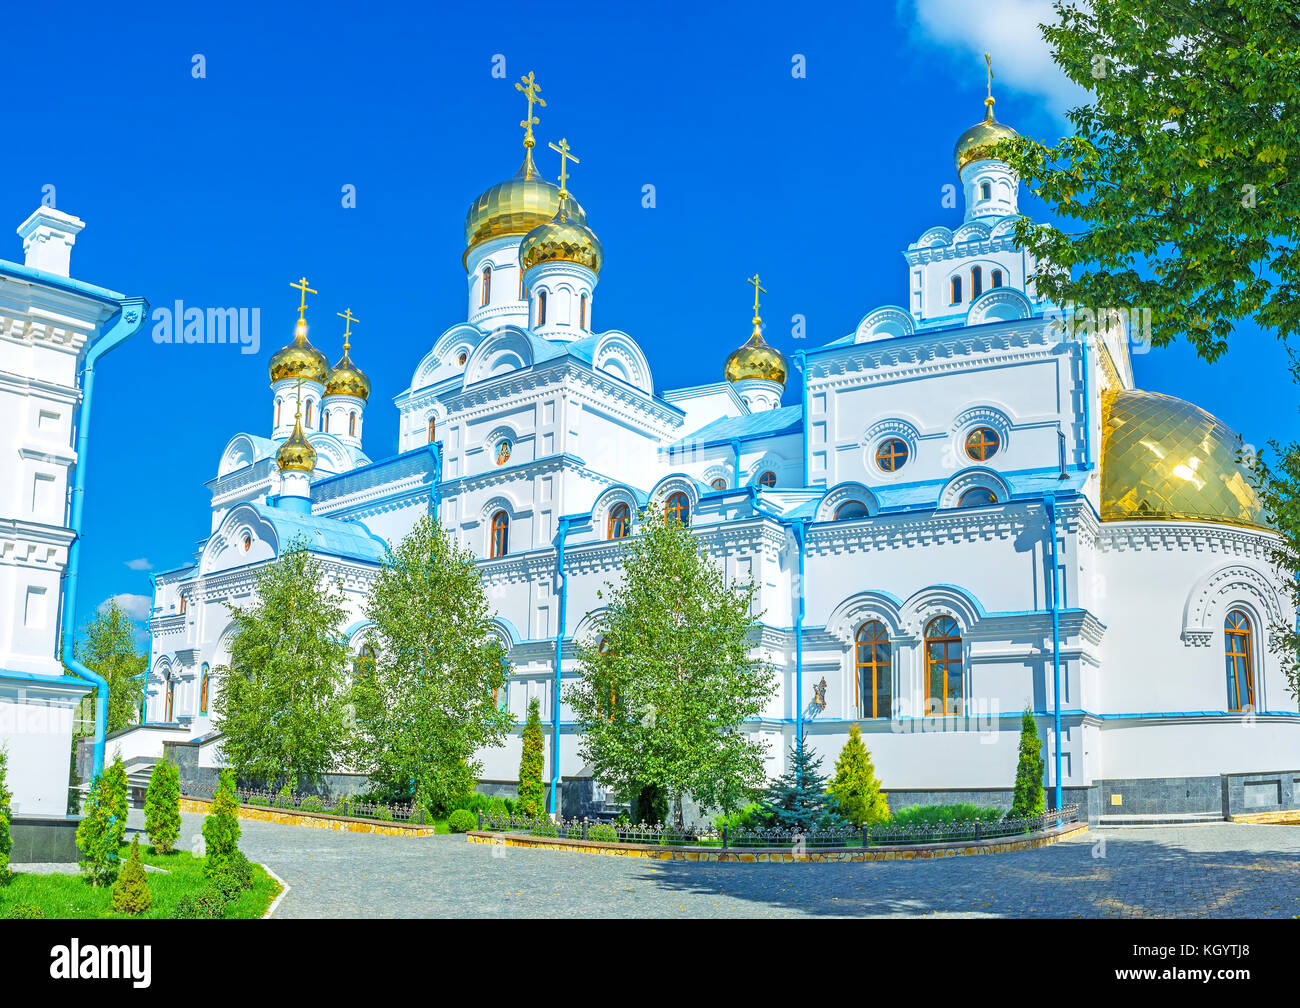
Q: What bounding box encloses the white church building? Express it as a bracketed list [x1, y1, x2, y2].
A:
[130, 81, 1299, 823]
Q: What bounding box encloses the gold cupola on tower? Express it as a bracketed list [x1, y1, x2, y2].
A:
[277, 381, 317, 473]
[953, 54, 1019, 172]
[324, 308, 370, 401]
[724, 274, 788, 385]
[463, 72, 585, 266]
[520, 137, 603, 274]
[269, 277, 329, 385]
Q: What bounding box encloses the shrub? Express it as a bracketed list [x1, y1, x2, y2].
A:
[587, 822, 619, 843]
[447, 809, 478, 833]
[887, 803, 1003, 829]
[713, 802, 765, 833]
[203, 771, 243, 880]
[451, 793, 493, 814]
[77, 757, 129, 886]
[827, 725, 891, 828]
[110, 836, 152, 914]
[172, 886, 229, 919]
[143, 760, 181, 854]
[632, 783, 668, 826]
[517, 698, 546, 818]
[5, 903, 45, 919]
[1008, 709, 1047, 819]
[0, 747, 12, 880]
[298, 795, 324, 813]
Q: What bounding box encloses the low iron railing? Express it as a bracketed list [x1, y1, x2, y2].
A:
[477, 804, 1079, 850]
[185, 783, 429, 825]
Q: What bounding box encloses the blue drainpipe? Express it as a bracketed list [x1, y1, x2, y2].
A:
[550, 516, 571, 815]
[1045, 493, 1063, 811]
[793, 351, 808, 486]
[60, 298, 149, 783]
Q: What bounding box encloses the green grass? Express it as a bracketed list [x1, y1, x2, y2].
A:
[0, 838, 281, 919]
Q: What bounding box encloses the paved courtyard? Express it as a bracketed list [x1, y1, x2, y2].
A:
[130, 811, 1300, 918]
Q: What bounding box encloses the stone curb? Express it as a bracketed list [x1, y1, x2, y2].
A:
[180, 795, 438, 837]
[1230, 809, 1300, 825]
[465, 821, 1089, 861]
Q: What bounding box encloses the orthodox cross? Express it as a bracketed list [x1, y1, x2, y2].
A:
[290, 276, 316, 322]
[984, 53, 996, 113]
[516, 71, 545, 149]
[747, 273, 766, 319]
[548, 137, 579, 199]
[337, 308, 358, 351]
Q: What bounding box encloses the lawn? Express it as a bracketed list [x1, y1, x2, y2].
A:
[0, 836, 281, 919]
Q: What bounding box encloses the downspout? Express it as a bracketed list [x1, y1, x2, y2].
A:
[550, 516, 571, 816]
[1079, 331, 1092, 472]
[60, 298, 149, 783]
[729, 438, 742, 489]
[1045, 494, 1063, 811]
[794, 351, 808, 486]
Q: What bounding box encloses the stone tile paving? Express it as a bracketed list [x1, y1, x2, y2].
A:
[129, 811, 1300, 918]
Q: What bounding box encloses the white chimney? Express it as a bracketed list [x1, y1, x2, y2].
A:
[17, 207, 85, 277]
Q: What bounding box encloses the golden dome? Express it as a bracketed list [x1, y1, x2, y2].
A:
[325, 346, 370, 401]
[269, 319, 329, 386]
[1101, 388, 1266, 529]
[725, 325, 788, 385]
[464, 149, 585, 264]
[520, 197, 603, 274]
[954, 100, 1018, 172]
[276, 411, 316, 474]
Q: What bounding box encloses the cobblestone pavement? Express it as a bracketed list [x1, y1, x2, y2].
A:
[134, 812, 1300, 918]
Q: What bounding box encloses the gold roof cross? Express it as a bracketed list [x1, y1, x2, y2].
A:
[548, 137, 579, 201]
[984, 53, 996, 115]
[337, 308, 358, 351]
[516, 71, 545, 150]
[747, 273, 766, 321]
[290, 276, 317, 321]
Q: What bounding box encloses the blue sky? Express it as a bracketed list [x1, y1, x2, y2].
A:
[3, 0, 1293, 642]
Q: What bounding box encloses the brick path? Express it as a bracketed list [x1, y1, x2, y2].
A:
[132, 812, 1300, 918]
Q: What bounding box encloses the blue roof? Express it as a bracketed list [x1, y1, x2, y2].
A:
[671, 405, 804, 450]
[251, 503, 388, 564]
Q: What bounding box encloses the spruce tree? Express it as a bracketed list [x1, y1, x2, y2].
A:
[76, 757, 129, 886]
[827, 725, 891, 828]
[760, 738, 846, 834]
[143, 760, 181, 854]
[202, 770, 242, 879]
[516, 697, 546, 818]
[0, 747, 12, 879]
[1009, 708, 1046, 819]
[110, 836, 152, 914]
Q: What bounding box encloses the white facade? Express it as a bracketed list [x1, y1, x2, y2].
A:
[133, 100, 1299, 819]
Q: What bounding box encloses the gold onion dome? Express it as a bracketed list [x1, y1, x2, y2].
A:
[725, 325, 788, 386]
[954, 99, 1018, 172]
[464, 149, 585, 264]
[269, 318, 329, 385]
[276, 413, 317, 474]
[520, 197, 603, 274]
[1101, 388, 1266, 529]
[325, 346, 370, 400]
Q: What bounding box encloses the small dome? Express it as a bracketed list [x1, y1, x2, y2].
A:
[269, 319, 329, 386]
[520, 197, 602, 274]
[954, 101, 1018, 172]
[276, 415, 317, 474]
[325, 347, 370, 401]
[1101, 388, 1265, 529]
[464, 149, 585, 264]
[725, 327, 788, 386]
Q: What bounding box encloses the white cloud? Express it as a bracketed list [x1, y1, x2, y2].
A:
[104, 593, 151, 621]
[908, 0, 1089, 121]
[124, 557, 153, 572]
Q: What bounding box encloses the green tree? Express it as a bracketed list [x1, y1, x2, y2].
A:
[110, 836, 152, 914]
[826, 725, 891, 828]
[0, 747, 12, 879]
[350, 515, 513, 815]
[212, 538, 351, 792]
[76, 600, 146, 734]
[202, 770, 243, 879]
[1009, 709, 1047, 819]
[998, 1, 1300, 361]
[516, 697, 546, 818]
[143, 760, 181, 854]
[759, 738, 846, 834]
[566, 506, 774, 827]
[76, 756, 128, 886]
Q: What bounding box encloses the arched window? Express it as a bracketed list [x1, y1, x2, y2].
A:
[427, 417, 437, 444]
[481, 265, 491, 306]
[519, 272, 525, 299]
[758, 470, 777, 488]
[458, 351, 468, 366]
[200, 664, 210, 715]
[980, 181, 991, 200]
[971, 266, 983, 299]
[958, 486, 997, 508]
[875, 438, 909, 472]
[580, 292, 588, 329]
[834, 500, 870, 521]
[1225, 611, 1255, 712]
[710, 478, 727, 491]
[965, 426, 1001, 461]
[490, 511, 509, 558]
[951, 276, 962, 304]
[164, 669, 174, 723]
[855, 621, 892, 718]
[305, 399, 314, 427]
[665, 492, 690, 526]
[349, 411, 357, 436]
[179, 595, 187, 616]
[323, 411, 330, 433]
[275, 398, 282, 428]
[537, 290, 547, 326]
[608, 502, 631, 540]
[924, 616, 963, 716]
[991, 269, 1003, 288]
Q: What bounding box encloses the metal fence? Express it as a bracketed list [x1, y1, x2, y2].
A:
[185, 783, 428, 825]
[478, 804, 1079, 850]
